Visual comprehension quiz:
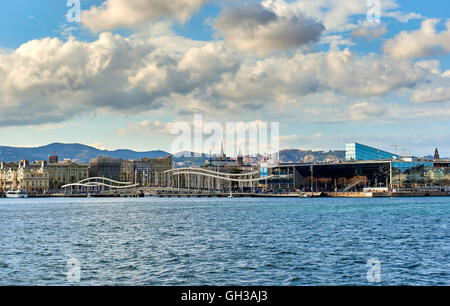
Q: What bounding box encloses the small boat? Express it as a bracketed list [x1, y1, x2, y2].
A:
[6, 190, 29, 198]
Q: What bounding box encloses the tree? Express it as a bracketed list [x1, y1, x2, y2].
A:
[337, 177, 347, 189]
[318, 178, 332, 190]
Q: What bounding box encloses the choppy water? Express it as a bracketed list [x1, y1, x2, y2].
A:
[0, 197, 448, 286]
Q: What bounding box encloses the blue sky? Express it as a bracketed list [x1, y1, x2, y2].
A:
[0, 0, 449, 156]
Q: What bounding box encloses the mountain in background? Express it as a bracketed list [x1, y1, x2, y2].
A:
[279, 149, 346, 163]
[0, 143, 351, 164]
[0, 143, 171, 163]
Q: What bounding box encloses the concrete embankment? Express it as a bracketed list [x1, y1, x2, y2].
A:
[29, 190, 450, 198]
[325, 191, 449, 198]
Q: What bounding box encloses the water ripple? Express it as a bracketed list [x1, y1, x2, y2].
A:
[0, 197, 448, 286]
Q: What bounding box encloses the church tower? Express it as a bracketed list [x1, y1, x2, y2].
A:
[219, 142, 226, 159]
[434, 148, 440, 160]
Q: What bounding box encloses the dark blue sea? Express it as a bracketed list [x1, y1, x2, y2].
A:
[0, 197, 448, 286]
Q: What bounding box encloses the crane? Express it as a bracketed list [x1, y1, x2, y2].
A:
[391, 144, 409, 157]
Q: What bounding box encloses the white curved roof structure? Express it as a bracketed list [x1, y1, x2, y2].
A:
[62, 177, 138, 190]
[165, 167, 272, 182]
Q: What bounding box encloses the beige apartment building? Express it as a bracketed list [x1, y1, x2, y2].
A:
[47, 158, 89, 189]
[120, 156, 173, 186]
[0, 160, 49, 194]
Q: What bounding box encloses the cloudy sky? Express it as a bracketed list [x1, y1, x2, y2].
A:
[0, 0, 449, 156]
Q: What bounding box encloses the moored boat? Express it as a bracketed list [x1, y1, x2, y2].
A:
[6, 190, 29, 198]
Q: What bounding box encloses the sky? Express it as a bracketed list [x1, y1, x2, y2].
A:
[0, 0, 449, 156]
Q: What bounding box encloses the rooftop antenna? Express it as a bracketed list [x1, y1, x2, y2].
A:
[391, 144, 406, 156]
[391, 144, 398, 155]
[220, 142, 225, 158]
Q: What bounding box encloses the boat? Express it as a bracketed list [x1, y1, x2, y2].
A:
[6, 190, 29, 198]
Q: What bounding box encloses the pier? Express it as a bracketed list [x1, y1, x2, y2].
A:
[44, 189, 450, 198]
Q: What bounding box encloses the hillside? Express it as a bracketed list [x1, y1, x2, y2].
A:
[0, 143, 171, 163]
[0, 143, 348, 164]
[279, 149, 346, 163]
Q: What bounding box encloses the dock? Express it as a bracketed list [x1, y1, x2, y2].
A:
[42, 190, 450, 198]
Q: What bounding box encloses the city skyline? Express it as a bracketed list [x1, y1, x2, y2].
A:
[0, 0, 449, 156]
[0, 141, 444, 162]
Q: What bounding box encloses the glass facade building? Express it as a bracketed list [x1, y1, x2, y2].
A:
[263, 160, 450, 192]
[391, 162, 450, 189]
[346, 143, 401, 161]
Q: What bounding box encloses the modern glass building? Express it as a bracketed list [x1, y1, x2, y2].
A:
[391, 161, 449, 189]
[345, 143, 401, 161]
[264, 160, 450, 192]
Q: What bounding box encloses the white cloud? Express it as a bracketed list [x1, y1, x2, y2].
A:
[82, 0, 208, 32]
[384, 11, 423, 23]
[348, 102, 387, 120]
[410, 87, 450, 104]
[0, 33, 174, 126]
[384, 19, 450, 59]
[261, 0, 410, 31]
[407, 60, 450, 103]
[117, 120, 173, 136]
[214, 3, 324, 56]
[90, 142, 109, 150]
[414, 60, 442, 75]
[0, 25, 445, 128]
[250, 0, 421, 51]
[324, 48, 424, 96]
[35, 122, 79, 131]
[351, 25, 387, 39]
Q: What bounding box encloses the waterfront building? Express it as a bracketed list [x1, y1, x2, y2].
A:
[47, 157, 89, 190]
[145, 156, 172, 186]
[0, 162, 18, 171]
[0, 160, 49, 194]
[263, 160, 450, 192]
[120, 156, 173, 186]
[134, 159, 152, 186]
[120, 160, 135, 183]
[89, 156, 122, 181]
[345, 143, 401, 161]
[0, 162, 17, 192]
[237, 153, 244, 166]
